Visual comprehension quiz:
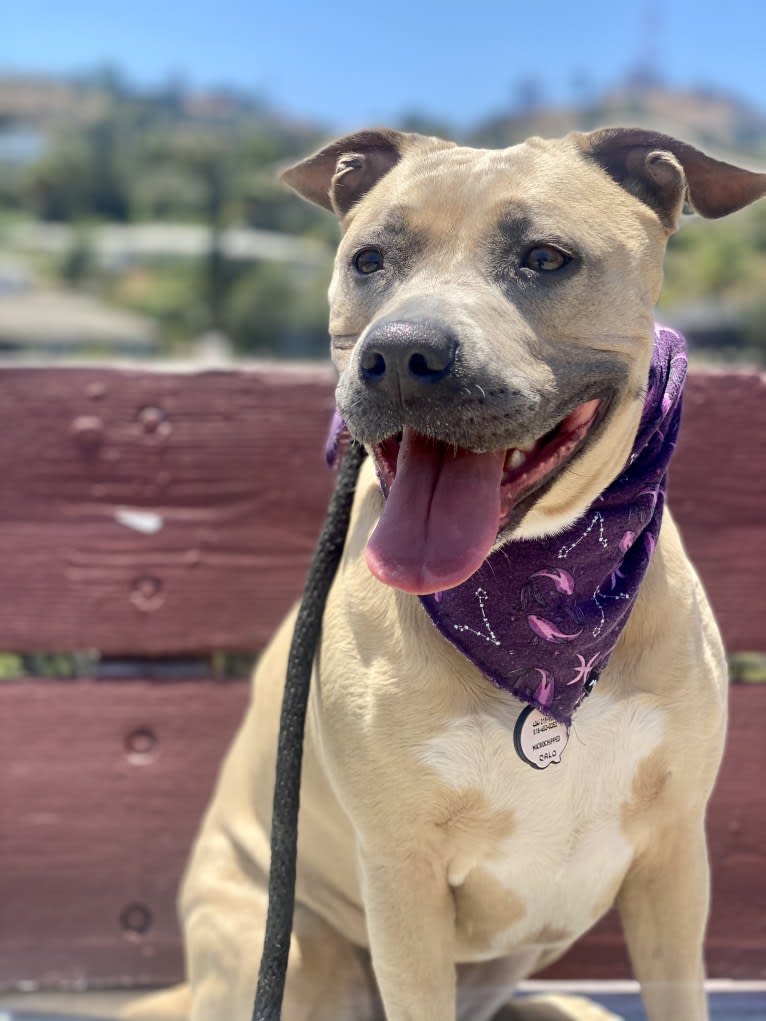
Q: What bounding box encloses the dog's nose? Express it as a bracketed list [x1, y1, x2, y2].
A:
[358, 320, 457, 399]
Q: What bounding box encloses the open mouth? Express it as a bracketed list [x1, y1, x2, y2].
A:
[366, 398, 602, 595]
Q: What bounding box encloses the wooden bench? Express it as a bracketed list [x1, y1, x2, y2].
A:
[1, 363, 764, 989]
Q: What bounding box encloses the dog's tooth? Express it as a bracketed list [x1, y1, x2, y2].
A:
[508, 449, 527, 469]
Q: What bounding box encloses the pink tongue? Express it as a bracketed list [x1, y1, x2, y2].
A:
[366, 429, 506, 595]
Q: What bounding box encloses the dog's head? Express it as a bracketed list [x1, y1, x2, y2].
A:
[283, 128, 766, 595]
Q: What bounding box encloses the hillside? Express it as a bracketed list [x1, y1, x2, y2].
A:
[2, 69, 765, 163]
[0, 70, 764, 362]
[471, 81, 766, 162]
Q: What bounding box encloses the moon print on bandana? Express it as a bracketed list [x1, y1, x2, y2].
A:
[417, 327, 687, 724]
[521, 568, 584, 644]
[325, 326, 688, 726]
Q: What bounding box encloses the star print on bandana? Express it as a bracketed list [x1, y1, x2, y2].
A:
[328, 326, 688, 726]
[452, 588, 501, 646]
[419, 326, 687, 724]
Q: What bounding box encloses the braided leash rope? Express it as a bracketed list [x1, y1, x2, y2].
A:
[251, 439, 367, 1021]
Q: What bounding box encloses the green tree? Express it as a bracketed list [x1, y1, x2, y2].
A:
[224, 260, 331, 357]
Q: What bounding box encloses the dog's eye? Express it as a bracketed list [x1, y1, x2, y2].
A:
[523, 245, 570, 272]
[353, 247, 384, 275]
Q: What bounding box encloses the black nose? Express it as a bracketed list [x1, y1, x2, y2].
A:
[358, 319, 457, 399]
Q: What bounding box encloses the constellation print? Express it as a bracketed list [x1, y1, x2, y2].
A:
[413, 327, 686, 725]
[452, 587, 501, 646]
[557, 511, 608, 560]
[591, 584, 631, 638]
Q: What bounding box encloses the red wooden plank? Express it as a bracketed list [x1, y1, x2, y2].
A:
[1, 680, 763, 988]
[0, 365, 335, 655]
[0, 679, 248, 988]
[671, 371, 766, 652]
[1, 366, 763, 656]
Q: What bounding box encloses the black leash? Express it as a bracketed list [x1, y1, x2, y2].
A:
[251, 439, 367, 1021]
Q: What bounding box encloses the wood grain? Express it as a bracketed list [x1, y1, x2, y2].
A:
[0, 366, 763, 655]
[0, 365, 335, 654]
[1, 680, 763, 987]
[1, 364, 764, 989]
[0, 679, 248, 987]
[671, 371, 766, 652]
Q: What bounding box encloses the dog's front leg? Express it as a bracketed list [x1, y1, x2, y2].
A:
[617, 821, 710, 1021]
[359, 851, 456, 1021]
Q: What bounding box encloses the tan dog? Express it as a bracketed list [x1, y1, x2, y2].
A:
[130, 129, 766, 1021]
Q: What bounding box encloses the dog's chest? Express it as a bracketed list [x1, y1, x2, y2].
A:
[417, 691, 665, 959]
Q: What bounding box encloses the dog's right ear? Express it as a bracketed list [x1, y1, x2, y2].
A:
[580, 127, 766, 228]
[281, 129, 448, 217]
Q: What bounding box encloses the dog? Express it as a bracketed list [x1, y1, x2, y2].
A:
[129, 128, 766, 1021]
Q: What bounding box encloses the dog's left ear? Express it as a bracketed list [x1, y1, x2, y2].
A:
[579, 127, 766, 228]
[281, 128, 452, 218]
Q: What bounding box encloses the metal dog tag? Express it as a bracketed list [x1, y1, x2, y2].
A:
[513, 706, 569, 770]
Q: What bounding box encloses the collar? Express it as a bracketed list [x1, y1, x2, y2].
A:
[327, 326, 687, 726]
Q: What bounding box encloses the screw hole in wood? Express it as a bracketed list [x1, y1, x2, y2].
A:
[120, 902, 153, 940]
[124, 727, 158, 764]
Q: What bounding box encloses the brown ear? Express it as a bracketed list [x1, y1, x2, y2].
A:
[281, 129, 449, 217]
[580, 127, 766, 226]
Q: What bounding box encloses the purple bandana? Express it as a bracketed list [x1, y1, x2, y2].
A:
[328, 326, 687, 725]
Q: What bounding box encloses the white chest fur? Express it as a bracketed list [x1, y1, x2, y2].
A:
[417, 689, 665, 959]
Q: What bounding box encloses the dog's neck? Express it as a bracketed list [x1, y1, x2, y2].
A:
[328, 326, 687, 726]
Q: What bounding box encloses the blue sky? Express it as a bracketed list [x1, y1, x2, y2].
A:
[3, 1, 765, 131]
